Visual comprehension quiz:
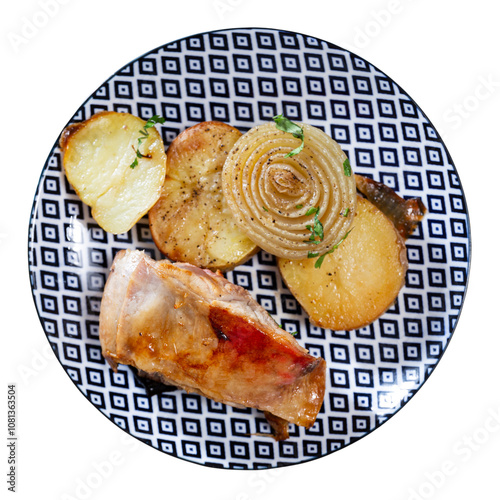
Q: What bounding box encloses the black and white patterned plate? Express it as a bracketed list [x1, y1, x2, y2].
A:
[28, 28, 470, 469]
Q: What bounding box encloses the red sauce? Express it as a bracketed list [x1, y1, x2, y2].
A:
[208, 306, 314, 382]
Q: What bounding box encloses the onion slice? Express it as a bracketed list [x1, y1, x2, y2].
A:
[222, 121, 357, 259]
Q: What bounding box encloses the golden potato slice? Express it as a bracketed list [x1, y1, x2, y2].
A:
[149, 121, 258, 271]
[278, 196, 408, 331]
[60, 111, 167, 234]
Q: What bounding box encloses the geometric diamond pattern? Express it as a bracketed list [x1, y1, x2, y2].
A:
[28, 28, 470, 469]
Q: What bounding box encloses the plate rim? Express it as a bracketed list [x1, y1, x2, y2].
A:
[27, 26, 472, 470]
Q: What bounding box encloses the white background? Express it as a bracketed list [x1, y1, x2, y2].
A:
[2, 1, 499, 499]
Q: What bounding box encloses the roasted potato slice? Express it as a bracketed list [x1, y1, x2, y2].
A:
[278, 196, 408, 331]
[149, 121, 258, 271]
[60, 111, 167, 234]
[355, 174, 426, 239]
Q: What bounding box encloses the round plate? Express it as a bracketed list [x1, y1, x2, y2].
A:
[28, 27, 470, 469]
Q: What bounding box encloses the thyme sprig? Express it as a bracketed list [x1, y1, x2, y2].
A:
[308, 228, 354, 268]
[130, 115, 166, 168]
[273, 114, 305, 158]
[304, 207, 324, 245]
[343, 158, 352, 176]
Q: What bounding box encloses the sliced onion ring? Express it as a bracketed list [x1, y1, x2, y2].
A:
[222, 122, 357, 259]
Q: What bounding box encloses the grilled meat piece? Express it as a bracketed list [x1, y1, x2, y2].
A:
[99, 250, 326, 438]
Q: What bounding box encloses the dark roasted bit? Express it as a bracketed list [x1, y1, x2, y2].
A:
[263, 411, 290, 441]
[99, 249, 326, 439]
[355, 174, 426, 239]
[130, 367, 177, 396]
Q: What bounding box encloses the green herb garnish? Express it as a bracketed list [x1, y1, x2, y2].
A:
[305, 207, 319, 216]
[130, 115, 166, 168]
[262, 206, 269, 212]
[273, 114, 304, 157]
[341, 207, 350, 217]
[304, 207, 324, 244]
[343, 158, 352, 177]
[312, 228, 354, 268]
[296, 204, 303, 209]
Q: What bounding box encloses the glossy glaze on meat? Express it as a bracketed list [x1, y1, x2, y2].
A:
[99, 250, 326, 438]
